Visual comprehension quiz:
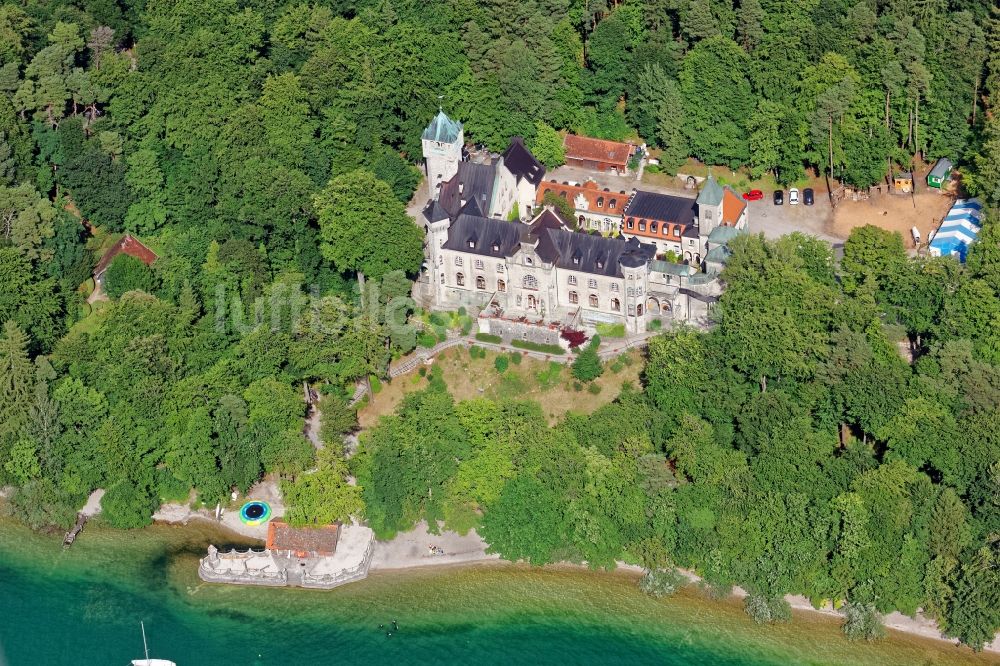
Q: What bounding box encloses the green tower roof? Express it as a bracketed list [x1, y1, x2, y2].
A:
[696, 174, 724, 206]
[422, 109, 462, 144]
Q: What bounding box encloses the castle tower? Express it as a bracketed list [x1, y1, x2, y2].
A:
[422, 108, 463, 200]
[696, 172, 724, 236]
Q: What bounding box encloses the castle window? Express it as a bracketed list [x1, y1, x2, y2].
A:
[611, 283, 619, 293]
[523, 274, 538, 290]
[525, 257, 533, 266]
[456, 272, 465, 286]
[440, 273, 445, 284]
[611, 298, 620, 311]
[468, 240, 476, 248]
[476, 276, 486, 290]
[597, 197, 604, 208]
[650, 222, 658, 233]
[497, 279, 506, 292]
[627, 218, 634, 230]
[589, 293, 599, 308]
[438, 256, 443, 266]
[568, 291, 578, 304]
[588, 278, 597, 289]
[638, 304, 644, 316]
[497, 263, 505, 272]
[492, 243, 500, 252]
[475, 259, 484, 269]
[568, 276, 577, 286]
[609, 199, 617, 210]
[596, 258, 604, 270]
[627, 287, 635, 297]
[639, 221, 647, 232]
[455, 256, 463, 266]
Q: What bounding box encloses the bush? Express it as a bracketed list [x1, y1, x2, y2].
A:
[639, 568, 686, 598]
[457, 306, 467, 317]
[610, 360, 625, 373]
[510, 351, 522, 365]
[571, 336, 603, 382]
[744, 594, 792, 624]
[494, 355, 510, 373]
[369, 375, 382, 394]
[429, 311, 449, 327]
[646, 319, 662, 332]
[103, 253, 159, 299]
[573, 380, 583, 391]
[536, 362, 563, 388]
[417, 332, 437, 348]
[842, 602, 885, 641]
[469, 345, 487, 359]
[511, 339, 564, 355]
[418, 367, 427, 377]
[587, 382, 602, 394]
[475, 332, 502, 344]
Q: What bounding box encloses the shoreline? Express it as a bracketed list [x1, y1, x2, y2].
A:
[147, 512, 999, 655]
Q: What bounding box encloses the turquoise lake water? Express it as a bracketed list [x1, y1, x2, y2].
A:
[0, 519, 995, 666]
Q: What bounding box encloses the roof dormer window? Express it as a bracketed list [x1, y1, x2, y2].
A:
[596, 258, 604, 270]
[459, 182, 464, 194]
[597, 197, 604, 208]
[492, 243, 500, 252]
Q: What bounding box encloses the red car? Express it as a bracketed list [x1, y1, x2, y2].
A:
[742, 189, 764, 201]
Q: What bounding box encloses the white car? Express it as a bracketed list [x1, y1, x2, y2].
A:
[788, 188, 800, 205]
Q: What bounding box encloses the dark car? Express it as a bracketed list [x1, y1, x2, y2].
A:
[773, 190, 784, 205]
[803, 188, 815, 206]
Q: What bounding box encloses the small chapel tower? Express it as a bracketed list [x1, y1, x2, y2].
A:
[422, 108, 463, 200]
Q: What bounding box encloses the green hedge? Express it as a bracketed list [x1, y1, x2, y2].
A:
[475, 332, 502, 344]
[511, 339, 564, 355]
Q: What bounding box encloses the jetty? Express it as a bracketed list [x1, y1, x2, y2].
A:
[63, 489, 105, 548]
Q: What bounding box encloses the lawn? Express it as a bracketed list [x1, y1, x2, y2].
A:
[358, 346, 644, 428]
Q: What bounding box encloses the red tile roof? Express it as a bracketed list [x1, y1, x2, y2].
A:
[266, 521, 341, 556]
[722, 188, 747, 226]
[93, 234, 158, 277]
[536, 179, 627, 215]
[563, 135, 635, 169]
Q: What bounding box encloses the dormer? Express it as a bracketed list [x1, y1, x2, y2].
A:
[467, 233, 478, 249]
[571, 248, 582, 266]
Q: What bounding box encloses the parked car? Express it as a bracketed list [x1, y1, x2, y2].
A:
[743, 189, 764, 201]
[803, 188, 815, 206]
[789, 188, 800, 205]
[773, 190, 784, 205]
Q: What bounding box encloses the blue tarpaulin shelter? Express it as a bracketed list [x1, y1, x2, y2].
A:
[929, 199, 983, 262]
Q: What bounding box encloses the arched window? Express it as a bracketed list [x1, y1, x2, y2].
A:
[611, 298, 620, 311]
[568, 291, 579, 304]
[597, 196, 604, 208]
[523, 274, 538, 290]
[650, 222, 658, 233]
[589, 293, 599, 308]
[456, 272, 465, 286]
[637, 304, 644, 316]
[497, 279, 506, 292]
[609, 198, 617, 210]
[476, 275, 486, 290]
[579, 215, 586, 227]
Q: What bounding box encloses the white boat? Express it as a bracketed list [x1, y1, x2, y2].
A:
[131, 621, 177, 666]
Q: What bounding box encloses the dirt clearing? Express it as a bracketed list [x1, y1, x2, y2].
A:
[831, 190, 954, 247]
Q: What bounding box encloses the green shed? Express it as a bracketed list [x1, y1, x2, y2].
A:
[927, 158, 953, 188]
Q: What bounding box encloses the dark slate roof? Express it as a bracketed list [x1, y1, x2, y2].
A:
[422, 109, 462, 143]
[535, 229, 656, 277]
[422, 200, 450, 224]
[501, 137, 545, 186]
[682, 224, 700, 238]
[442, 214, 522, 257]
[438, 162, 496, 219]
[623, 190, 697, 223]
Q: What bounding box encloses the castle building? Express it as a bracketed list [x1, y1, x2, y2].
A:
[417, 112, 741, 339]
[535, 179, 629, 233]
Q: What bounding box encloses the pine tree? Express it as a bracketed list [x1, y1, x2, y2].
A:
[0, 320, 34, 442]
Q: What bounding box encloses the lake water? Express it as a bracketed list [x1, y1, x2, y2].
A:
[0, 519, 995, 665]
